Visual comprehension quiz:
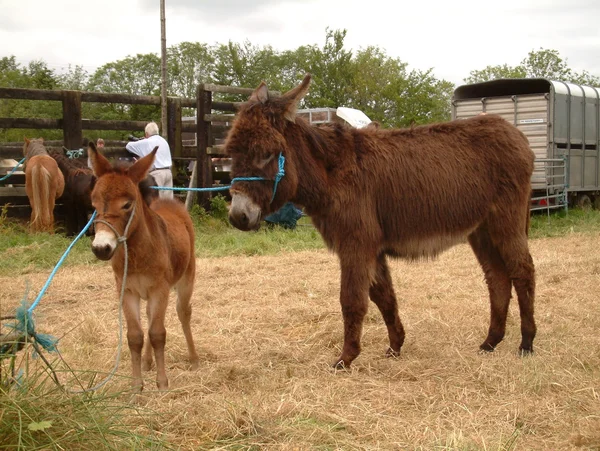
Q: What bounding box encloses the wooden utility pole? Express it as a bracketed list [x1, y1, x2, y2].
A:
[160, 0, 167, 138]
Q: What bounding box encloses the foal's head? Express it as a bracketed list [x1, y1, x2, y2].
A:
[225, 74, 311, 230]
[88, 142, 158, 261]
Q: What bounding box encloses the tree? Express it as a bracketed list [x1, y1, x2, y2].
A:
[464, 64, 526, 84]
[168, 42, 215, 99]
[464, 48, 600, 86]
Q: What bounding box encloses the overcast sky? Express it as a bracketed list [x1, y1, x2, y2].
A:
[1, 0, 599, 86]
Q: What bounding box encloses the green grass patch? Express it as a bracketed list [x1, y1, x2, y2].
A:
[0, 349, 169, 450]
[2, 206, 600, 277]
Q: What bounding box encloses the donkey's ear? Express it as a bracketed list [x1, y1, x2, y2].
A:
[128, 146, 157, 183]
[282, 73, 311, 123]
[88, 142, 112, 178]
[249, 82, 269, 104]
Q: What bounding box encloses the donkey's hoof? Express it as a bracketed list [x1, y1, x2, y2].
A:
[332, 359, 349, 371]
[479, 343, 495, 353]
[519, 347, 534, 356]
[386, 347, 401, 359]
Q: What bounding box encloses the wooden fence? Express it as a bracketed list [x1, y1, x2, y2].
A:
[0, 83, 277, 216]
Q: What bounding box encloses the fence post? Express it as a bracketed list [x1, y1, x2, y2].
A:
[166, 97, 182, 158]
[62, 90, 82, 150]
[196, 84, 212, 208]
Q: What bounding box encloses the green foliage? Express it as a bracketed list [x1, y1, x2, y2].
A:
[209, 194, 229, 222]
[464, 48, 600, 86]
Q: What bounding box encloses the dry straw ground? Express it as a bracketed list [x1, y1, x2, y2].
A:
[1, 233, 599, 450]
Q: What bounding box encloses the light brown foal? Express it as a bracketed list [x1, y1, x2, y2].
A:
[88, 143, 199, 392]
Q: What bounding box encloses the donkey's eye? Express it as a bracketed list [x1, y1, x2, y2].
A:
[256, 153, 275, 169]
[122, 201, 132, 210]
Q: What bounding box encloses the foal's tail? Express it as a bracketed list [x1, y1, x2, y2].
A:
[30, 164, 52, 231]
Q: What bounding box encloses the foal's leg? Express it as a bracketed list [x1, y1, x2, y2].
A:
[175, 267, 200, 369]
[468, 226, 513, 351]
[142, 301, 153, 371]
[488, 223, 536, 354]
[369, 253, 405, 357]
[122, 290, 144, 391]
[334, 254, 376, 368]
[147, 288, 170, 390]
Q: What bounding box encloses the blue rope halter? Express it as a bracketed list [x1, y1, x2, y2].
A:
[230, 152, 286, 203]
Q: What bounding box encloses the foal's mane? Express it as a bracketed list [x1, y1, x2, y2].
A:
[110, 161, 159, 206]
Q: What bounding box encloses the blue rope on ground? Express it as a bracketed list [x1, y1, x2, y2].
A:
[0, 157, 26, 182]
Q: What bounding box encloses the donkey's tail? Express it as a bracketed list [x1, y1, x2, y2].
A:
[30, 164, 52, 231]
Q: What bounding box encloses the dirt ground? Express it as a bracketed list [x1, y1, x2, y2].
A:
[1, 233, 599, 450]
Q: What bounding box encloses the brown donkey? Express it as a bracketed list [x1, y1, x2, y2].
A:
[23, 138, 65, 233]
[88, 143, 199, 391]
[226, 74, 536, 368]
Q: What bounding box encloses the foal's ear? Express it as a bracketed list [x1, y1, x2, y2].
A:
[88, 142, 112, 178]
[24, 137, 30, 144]
[128, 146, 157, 183]
[282, 73, 311, 123]
[250, 82, 269, 104]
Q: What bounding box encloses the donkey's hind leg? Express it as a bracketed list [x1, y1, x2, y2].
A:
[468, 226, 513, 352]
[175, 267, 200, 369]
[488, 222, 536, 354]
[369, 253, 405, 357]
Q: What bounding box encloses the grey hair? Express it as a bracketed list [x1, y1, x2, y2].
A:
[145, 122, 160, 136]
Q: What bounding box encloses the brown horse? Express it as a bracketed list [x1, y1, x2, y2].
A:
[226, 74, 536, 368]
[23, 138, 65, 233]
[50, 150, 96, 236]
[88, 142, 198, 392]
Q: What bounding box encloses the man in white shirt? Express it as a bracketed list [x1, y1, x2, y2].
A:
[125, 122, 174, 200]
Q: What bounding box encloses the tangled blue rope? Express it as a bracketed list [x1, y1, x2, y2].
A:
[0, 157, 26, 182]
[64, 147, 84, 159]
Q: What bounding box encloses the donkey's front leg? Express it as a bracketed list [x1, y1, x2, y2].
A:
[122, 291, 144, 392]
[147, 290, 169, 390]
[334, 256, 374, 369]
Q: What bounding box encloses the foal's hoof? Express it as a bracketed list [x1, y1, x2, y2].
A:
[190, 359, 200, 371]
[142, 361, 153, 372]
[386, 347, 401, 359]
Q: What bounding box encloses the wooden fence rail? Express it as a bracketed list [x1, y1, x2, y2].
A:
[0, 83, 276, 214]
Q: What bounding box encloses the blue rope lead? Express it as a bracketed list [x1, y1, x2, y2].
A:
[0, 157, 26, 182]
[28, 211, 97, 313]
[151, 153, 287, 203]
[6, 211, 97, 355]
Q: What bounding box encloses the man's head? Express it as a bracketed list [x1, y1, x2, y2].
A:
[144, 122, 160, 138]
[96, 138, 105, 148]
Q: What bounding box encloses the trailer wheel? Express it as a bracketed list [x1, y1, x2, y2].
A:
[577, 194, 592, 210]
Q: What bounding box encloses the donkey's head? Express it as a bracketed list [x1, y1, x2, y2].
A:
[225, 74, 310, 231]
[88, 142, 157, 260]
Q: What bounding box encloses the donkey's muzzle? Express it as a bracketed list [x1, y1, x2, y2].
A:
[229, 193, 261, 231]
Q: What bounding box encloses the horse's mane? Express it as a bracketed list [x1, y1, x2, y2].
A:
[23, 139, 49, 159]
